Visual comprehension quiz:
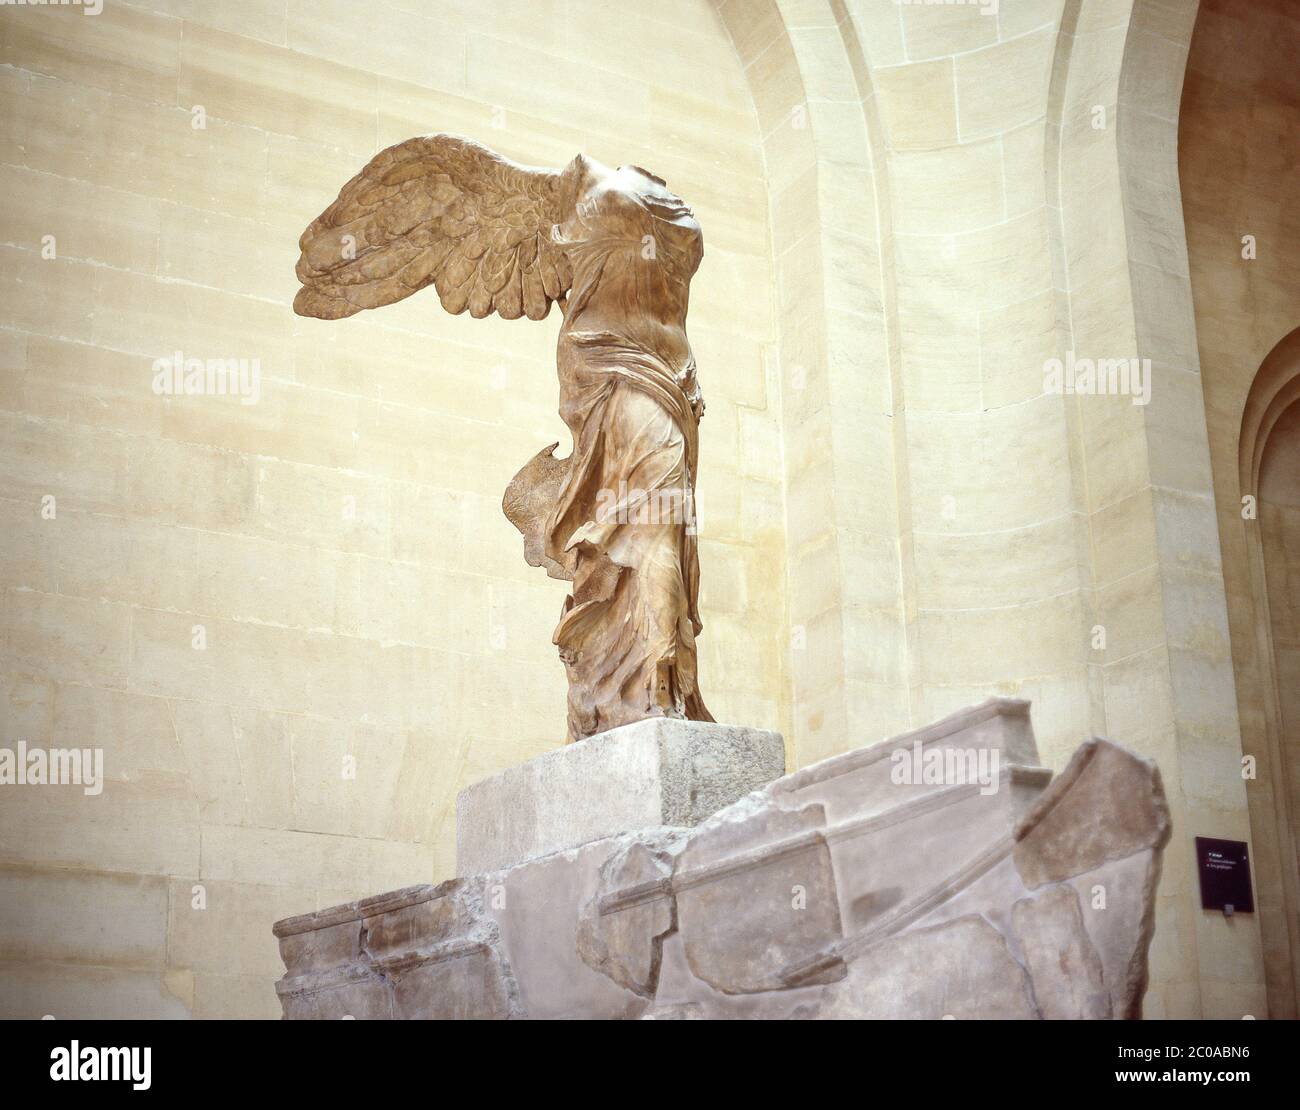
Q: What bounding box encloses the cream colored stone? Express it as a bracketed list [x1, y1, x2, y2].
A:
[287, 0, 466, 93]
[0, 868, 169, 967]
[980, 289, 1057, 408]
[0, 500, 56, 594]
[199, 823, 431, 891]
[787, 25, 857, 102]
[721, 0, 784, 66]
[0, 247, 95, 342]
[0, 164, 160, 273]
[874, 58, 958, 150]
[0, 671, 53, 747]
[1121, 29, 1191, 120]
[0, 963, 191, 1020]
[10, 338, 161, 438]
[888, 139, 1005, 236]
[1060, 27, 1128, 123]
[896, 210, 1053, 314]
[954, 28, 1055, 141]
[1090, 488, 1160, 586]
[0, 0, 1278, 1022]
[52, 684, 186, 782]
[905, 397, 1071, 534]
[916, 592, 1086, 686]
[178, 23, 378, 152]
[0, 781, 200, 878]
[3, 589, 131, 689]
[0, 2, 181, 102]
[746, 22, 805, 138]
[130, 0, 287, 44]
[913, 516, 1079, 611]
[900, 1, 998, 61]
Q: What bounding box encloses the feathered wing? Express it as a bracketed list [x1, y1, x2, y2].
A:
[293, 134, 575, 322]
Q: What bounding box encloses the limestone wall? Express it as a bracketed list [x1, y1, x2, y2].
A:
[0, 0, 1284, 1022]
[1179, 0, 1300, 1018]
[0, 0, 784, 1017]
[715, 0, 1268, 1017]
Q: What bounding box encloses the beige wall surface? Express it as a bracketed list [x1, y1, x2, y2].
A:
[0, 0, 784, 1017]
[0, 0, 1288, 1022]
[719, 0, 1270, 1017]
[1260, 411, 1300, 971]
[1179, 0, 1300, 1018]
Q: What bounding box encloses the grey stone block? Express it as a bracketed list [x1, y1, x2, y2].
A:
[1012, 884, 1110, 1019]
[818, 915, 1039, 1019]
[274, 699, 1172, 1020]
[455, 718, 785, 875]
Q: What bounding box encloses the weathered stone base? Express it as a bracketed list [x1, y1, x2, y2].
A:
[454, 717, 785, 875]
[273, 698, 1170, 1019]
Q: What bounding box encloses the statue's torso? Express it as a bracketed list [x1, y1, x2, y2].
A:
[552, 165, 703, 428]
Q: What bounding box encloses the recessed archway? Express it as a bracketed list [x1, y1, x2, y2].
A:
[1235, 327, 1300, 1019]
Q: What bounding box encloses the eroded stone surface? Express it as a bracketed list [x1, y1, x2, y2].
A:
[275, 700, 1171, 1020]
[576, 833, 683, 997]
[1014, 738, 1170, 888]
[1069, 850, 1163, 1019]
[676, 798, 843, 994]
[818, 915, 1038, 1019]
[275, 878, 523, 1020]
[1012, 884, 1110, 1019]
[487, 837, 652, 1019]
[277, 965, 394, 1021]
[456, 719, 784, 876]
[388, 944, 514, 1020]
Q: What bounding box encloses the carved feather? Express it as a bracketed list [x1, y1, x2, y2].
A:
[293, 133, 575, 324]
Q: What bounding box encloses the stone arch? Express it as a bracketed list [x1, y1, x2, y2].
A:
[713, 0, 911, 764]
[1241, 329, 1300, 497]
[1234, 327, 1300, 1018]
[1178, 0, 1300, 1018]
[713, 0, 1267, 1017]
[1046, 0, 1274, 1017]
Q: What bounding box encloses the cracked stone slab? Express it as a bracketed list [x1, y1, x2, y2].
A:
[577, 832, 684, 997]
[1014, 738, 1170, 889]
[487, 833, 672, 1019]
[273, 700, 1170, 1021]
[818, 915, 1038, 1019]
[675, 798, 843, 994]
[386, 942, 515, 1020]
[456, 718, 784, 875]
[275, 878, 523, 1020]
[1012, 884, 1110, 1019]
[770, 696, 1043, 826]
[276, 964, 394, 1020]
[1068, 850, 1163, 1019]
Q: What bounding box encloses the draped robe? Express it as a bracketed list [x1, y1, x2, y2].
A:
[507, 162, 714, 741]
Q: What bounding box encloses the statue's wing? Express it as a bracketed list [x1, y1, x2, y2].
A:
[293, 134, 574, 322]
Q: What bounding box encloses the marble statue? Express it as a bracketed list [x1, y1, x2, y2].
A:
[294, 135, 713, 742]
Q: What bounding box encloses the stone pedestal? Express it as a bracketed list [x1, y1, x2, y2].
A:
[273, 698, 1170, 1020]
[455, 718, 785, 875]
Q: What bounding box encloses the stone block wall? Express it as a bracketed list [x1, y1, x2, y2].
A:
[0, 0, 785, 1018]
[0, 0, 1284, 1020]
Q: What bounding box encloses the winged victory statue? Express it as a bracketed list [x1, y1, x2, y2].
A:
[293, 134, 714, 742]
